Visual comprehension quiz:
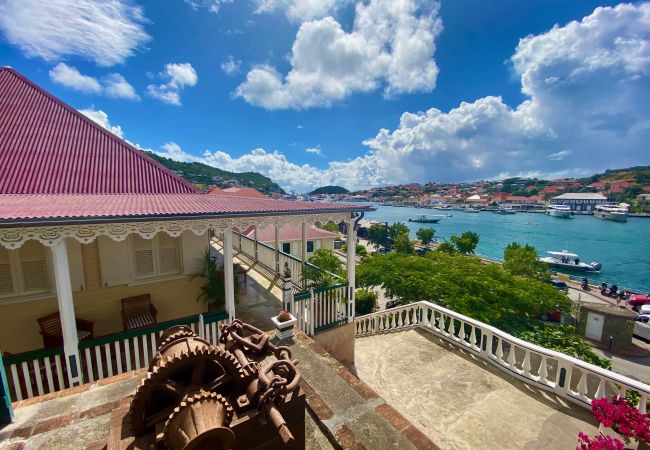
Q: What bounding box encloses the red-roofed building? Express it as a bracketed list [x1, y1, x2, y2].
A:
[0, 68, 370, 396]
[643, 186, 650, 192]
[587, 181, 608, 189]
[240, 223, 340, 258]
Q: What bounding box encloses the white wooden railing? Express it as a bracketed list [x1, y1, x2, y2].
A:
[3, 312, 230, 401]
[291, 284, 349, 336]
[355, 301, 650, 412]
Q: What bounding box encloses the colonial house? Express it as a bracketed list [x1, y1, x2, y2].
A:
[552, 192, 608, 211]
[0, 68, 369, 397]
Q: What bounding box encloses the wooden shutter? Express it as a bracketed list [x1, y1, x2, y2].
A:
[97, 236, 131, 287]
[157, 233, 180, 275]
[20, 240, 48, 293]
[133, 236, 155, 278]
[181, 231, 206, 275]
[0, 246, 13, 295]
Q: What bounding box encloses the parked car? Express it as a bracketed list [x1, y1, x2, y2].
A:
[550, 279, 569, 291]
[385, 299, 404, 309]
[634, 314, 650, 340]
[629, 294, 650, 312]
[416, 247, 432, 256]
[375, 246, 392, 254]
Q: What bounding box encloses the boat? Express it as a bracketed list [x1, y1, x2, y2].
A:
[539, 250, 601, 273]
[493, 208, 516, 215]
[462, 208, 480, 213]
[545, 204, 572, 218]
[594, 203, 629, 222]
[408, 215, 441, 224]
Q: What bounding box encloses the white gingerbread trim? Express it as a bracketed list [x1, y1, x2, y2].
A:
[0, 213, 350, 250]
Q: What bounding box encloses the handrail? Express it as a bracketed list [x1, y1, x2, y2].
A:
[3, 346, 64, 365]
[356, 301, 650, 400]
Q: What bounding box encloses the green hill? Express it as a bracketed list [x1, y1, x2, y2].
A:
[586, 165, 650, 184]
[310, 185, 349, 195]
[147, 152, 286, 194]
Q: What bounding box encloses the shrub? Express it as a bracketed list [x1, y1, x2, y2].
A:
[355, 289, 377, 316]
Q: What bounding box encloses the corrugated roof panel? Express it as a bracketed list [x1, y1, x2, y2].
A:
[0, 68, 196, 194]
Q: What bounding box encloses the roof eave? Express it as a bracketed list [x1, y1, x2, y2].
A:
[0, 205, 376, 229]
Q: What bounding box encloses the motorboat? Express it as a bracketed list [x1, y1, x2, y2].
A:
[539, 250, 601, 273]
[462, 208, 481, 213]
[493, 208, 516, 215]
[408, 215, 441, 224]
[594, 203, 629, 222]
[545, 204, 572, 218]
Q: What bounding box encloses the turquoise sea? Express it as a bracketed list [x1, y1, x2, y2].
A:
[364, 204, 650, 293]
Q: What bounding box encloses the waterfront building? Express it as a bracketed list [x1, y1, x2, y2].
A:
[552, 192, 608, 212]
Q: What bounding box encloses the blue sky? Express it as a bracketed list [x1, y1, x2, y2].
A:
[0, 0, 648, 192]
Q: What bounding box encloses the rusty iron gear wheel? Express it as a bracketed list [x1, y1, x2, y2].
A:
[157, 325, 198, 348]
[127, 347, 245, 436]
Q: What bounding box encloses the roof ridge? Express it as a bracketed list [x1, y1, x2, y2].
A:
[0, 67, 197, 194]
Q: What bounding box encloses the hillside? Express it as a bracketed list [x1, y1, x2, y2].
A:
[586, 165, 650, 184]
[147, 152, 285, 194]
[310, 185, 349, 195]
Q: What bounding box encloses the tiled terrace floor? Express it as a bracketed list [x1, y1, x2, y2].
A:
[232, 257, 283, 331]
[355, 328, 600, 450]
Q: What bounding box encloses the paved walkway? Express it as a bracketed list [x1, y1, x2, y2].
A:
[355, 328, 599, 450]
[232, 257, 283, 332]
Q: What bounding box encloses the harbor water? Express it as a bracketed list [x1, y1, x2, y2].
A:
[364, 204, 650, 293]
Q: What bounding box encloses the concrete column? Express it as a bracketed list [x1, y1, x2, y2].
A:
[223, 228, 236, 321]
[274, 224, 281, 274]
[301, 221, 308, 288]
[50, 240, 82, 386]
[346, 218, 357, 322]
[253, 225, 259, 262]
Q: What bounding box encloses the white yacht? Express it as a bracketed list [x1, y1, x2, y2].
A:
[594, 203, 629, 222]
[545, 204, 572, 218]
[539, 250, 601, 273]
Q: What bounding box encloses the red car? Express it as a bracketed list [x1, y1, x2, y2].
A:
[629, 294, 650, 311]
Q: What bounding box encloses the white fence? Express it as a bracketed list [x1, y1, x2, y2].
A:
[355, 301, 650, 412]
[292, 284, 349, 336]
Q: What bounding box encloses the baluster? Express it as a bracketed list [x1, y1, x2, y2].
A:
[538, 357, 548, 384]
[595, 378, 606, 399]
[95, 346, 104, 379]
[44, 357, 54, 393]
[507, 343, 517, 368]
[142, 334, 150, 368]
[495, 337, 504, 362]
[32, 360, 44, 396]
[84, 348, 94, 382]
[115, 341, 123, 374]
[397, 310, 403, 328]
[125, 339, 132, 371]
[150, 333, 157, 356]
[133, 337, 140, 369]
[54, 355, 64, 389]
[618, 386, 627, 400]
[470, 327, 477, 350]
[576, 371, 589, 401]
[21, 362, 33, 398]
[639, 394, 648, 414]
[522, 350, 531, 377]
[10, 365, 23, 400]
[448, 318, 455, 338]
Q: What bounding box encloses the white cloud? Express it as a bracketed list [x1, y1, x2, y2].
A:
[0, 0, 150, 66]
[220, 56, 242, 76]
[79, 108, 124, 138]
[305, 146, 322, 155]
[548, 150, 571, 161]
[236, 0, 442, 109]
[184, 0, 233, 14]
[49, 63, 101, 94]
[255, 0, 341, 23]
[103, 73, 140, 100]
[49, 63, 139, 100]
[297, 125, 304, 129]
[147, 63, 198, 106]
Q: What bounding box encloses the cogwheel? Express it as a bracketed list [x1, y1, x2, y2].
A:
[150, 335, 212, 371]
[163, 391, 235, 450]
[158, 325, 197, 348]
[128, 347, 245, 436]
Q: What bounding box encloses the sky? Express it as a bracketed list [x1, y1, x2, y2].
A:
[0, 0, 648, 193]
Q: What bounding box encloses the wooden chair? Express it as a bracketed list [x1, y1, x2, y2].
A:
[37, 312, 95, 349]
[121, 294, 158, 331]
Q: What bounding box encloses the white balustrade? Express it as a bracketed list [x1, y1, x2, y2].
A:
[355, 300, 650, 412]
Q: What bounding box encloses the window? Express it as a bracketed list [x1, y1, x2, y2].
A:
[282, 242, 291, 254]
[131, 234, 181, 280]
[307, 241, 314, 253]
[0, 241, 50, 298]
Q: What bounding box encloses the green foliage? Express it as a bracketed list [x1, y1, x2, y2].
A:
[392, 232, 415, 254]
[340, 243, 367, 256]
[450, 231, 479, 255]
[416, 228, 435, 246]
[356, 252, 570, 326]
[191, 249, 225, 309]
[302, 248, 345, 288]
[355, 289, 377, 316]
[315, 221, 341, 233]
[388, 222, 410, 240]
[503, 242, 549, 279]
[147, 152, 285, 194]
[436, 242, 456, 255]
[310, 186, 349, 195]
[368, 223, 389, 248]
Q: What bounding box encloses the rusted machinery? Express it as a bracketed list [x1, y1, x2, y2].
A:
[106, 320, 304, 450]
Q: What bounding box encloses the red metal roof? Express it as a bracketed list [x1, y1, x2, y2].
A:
[0, 68, 196, 194]
[221, 187, 268, 199]
[0, 194, 365, 223]
[241, 223, 340, 241]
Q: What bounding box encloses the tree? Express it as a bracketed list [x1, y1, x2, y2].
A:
[355, 289, 377, 316]
[367, 223, 389, 249]
[416, 228, 435, 247]
[450, 231, 479, 255]
[436, 242, 456, 255]
[301, 248, 345, 288]
[503, 242, 549, 279]
[392, 231, 415, 254]
[388, 222, 409, 240]
[315, 221, 341, 233]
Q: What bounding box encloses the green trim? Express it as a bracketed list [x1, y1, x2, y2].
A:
[202, 310, 229, 323]
[294, 292, 310, 301]
[3, 347, 64, 365]
[79, 314, 200, 350]
[313, 283, 348, 294]
[315, 318, 348, 332]
[0, 352, 13, 424]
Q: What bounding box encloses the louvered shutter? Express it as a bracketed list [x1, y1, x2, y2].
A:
[0, 246, 13, 295]
[158, 234, 180, 275]
[20, 241, 48, 292]
[97, 236, 130, 287]
[133, 236, 155, 278]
